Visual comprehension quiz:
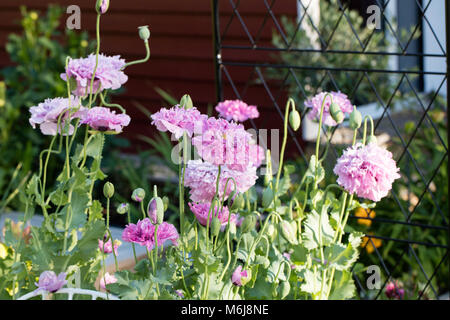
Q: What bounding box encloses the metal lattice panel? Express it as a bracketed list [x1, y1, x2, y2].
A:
[212, 0, 449, 300]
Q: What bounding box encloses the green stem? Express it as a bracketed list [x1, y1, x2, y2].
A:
[123, 40, 151, 69]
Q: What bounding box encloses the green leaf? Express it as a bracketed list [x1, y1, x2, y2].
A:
[88, 200, 104, 222]
[328, 270, 356, 300]
[86, 133, 104, 159]
[72, 220, 105, 261]
[304, 155, 324, 184]
[302, 207, 335, 250]
[300, 269, 323, 295]
[67, 229, 78, 252]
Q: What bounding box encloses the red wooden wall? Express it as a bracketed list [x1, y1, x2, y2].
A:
[0, 0, 298, 152]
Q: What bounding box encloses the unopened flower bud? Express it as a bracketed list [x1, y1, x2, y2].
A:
[241, 214, 256, 234]
[367, 135, 378, 145]
[103, 182, 114, 199]
[280, 220, 297, 244]
[180, 94, 193, 110]
[162, 196, 169, 211]
[96, 0, 109, 14]
[349, 106, 362, 130]
[266, 223, 277, 242]
[131, 188, 146, 202]
[278, 281, 291, 299]
[211, 217, 221, 237]
[117, 203, 129, 215]
[262, 187, 274, 207]
[138, 25, 150, 41]
[231, 193, 245, 212]
[330, 102, 345, 124]
[288, 109, 301, 131]
[147, 197, 164, 225]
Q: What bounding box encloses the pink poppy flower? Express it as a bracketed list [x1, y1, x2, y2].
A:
[79, 106, 130, 133]
[334, 143, 400, 202]
[215, 100, 259, 122]
[35, 271, 67, 293]
[100, 272, 117, 291]
[122, 219, 179, 250]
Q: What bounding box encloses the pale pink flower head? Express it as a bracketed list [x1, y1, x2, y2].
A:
[61, 54, 128, 97]
[215, 100, 259, 122]
[100, 272, 117, 291]
[192, 117, 263, 170]
[231, 265, 250, 286]
[334, 143, 401, 202]
[79, 106, 130, 133]
[385, 280, 405, 300]
[35, 271, 67, 293]
[98, 236, 121, 255]
[151, 106, 207, 140]
[122, 219, 179, 250]
[305, 91, 353, 126]
[188, 202, 237, 231]
[184, 160, 257, 203]
[29, 97, 85, 136]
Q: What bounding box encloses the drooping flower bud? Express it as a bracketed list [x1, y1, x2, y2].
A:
[103, 182, 115, 199]
[266, 223, 277, 242]
[131, 188, 146, 202]
[147, 197, 164, 225]
[117, 203, 130, 215]
[280, 220, 297, 244]
[366, 135, 378, 145]
[138, 25, 150, 42]
[349, 106, 362, 130]
[278, 281, 291, 299]
[96, 0, 109, 14]
[230, 193, 245, 212]
[288, 109, 301, 131]
[240, 214, 256, 234]
[330, 102, 345, 124]
[211, 217, 222, 237]
[262, 187, 274, 207]
[180, 94, 193, 110]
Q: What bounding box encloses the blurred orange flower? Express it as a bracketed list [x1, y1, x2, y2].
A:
[361, 234, 382, 254]
[354, 207, 376, 227]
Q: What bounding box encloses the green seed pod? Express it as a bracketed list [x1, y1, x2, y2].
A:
[349, 106, 362, 130]
[366, 135, 378, 145]
[131, 188, 146, 202]
[96, 0, 109, 14]
[138, 25, 150, 41]
[211, 217, 222, 237]
[103, 182, 114, 199]
[278, 281, 291, 299]
[280, 220, 297, 244]
[117, 203, 130, 215]
[262, 187, 274, 208]
[288, 109, 301, 131]
[148, 197, 164, 225]
[241, 215, 256, 234]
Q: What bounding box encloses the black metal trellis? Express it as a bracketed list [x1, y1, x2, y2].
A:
[211, 0, 449, 300]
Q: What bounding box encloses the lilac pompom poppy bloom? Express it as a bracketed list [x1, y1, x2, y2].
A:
[99, 272, 117, 291]
[151, 106, 207, 139]
[122, 219, 179, 250]
[80, 107, 130, 133]
[35, 271, 67, 293]
[231, 265, 250, 286]
[61, 54, 128, 97]
[334, 143, 400, 202]
[184, 160, 257, 203]
[29, 97, 85, 135]
[191, 117, 263, 171]
[215, 100, 259, 122]
[188, 202, 237, 231]
[305, 91, 353, 126]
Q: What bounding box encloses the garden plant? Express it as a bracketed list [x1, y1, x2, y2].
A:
[0, 1, 402, 300]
